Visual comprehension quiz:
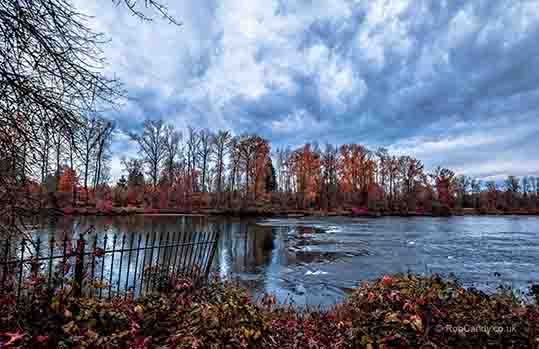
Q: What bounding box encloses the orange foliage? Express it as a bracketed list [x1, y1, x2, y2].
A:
[290, 144, 321, 206]
[338, 144, 374, 194]
[58, 167, 78, 193]
[432, 168, 456, 207]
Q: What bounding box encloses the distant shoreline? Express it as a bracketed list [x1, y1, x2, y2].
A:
[43, 206, 539, 218]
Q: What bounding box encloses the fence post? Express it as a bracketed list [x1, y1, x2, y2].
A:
[73, 236, 85, 297]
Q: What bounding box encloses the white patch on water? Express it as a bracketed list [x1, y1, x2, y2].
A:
[305, 270, 329, 276]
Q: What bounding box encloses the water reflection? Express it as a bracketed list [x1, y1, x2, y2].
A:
[33, 215, 539, 307]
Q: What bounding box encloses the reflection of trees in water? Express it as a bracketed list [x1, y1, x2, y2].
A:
[42, 215, 215, 240]
[215, 220, 277, 275]
[36, 216, 289, 288]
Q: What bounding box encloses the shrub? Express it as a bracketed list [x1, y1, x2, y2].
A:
[0, 274, 537, 348]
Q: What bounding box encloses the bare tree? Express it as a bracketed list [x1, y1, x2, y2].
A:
[321, 143, 339, 208]
[112, 0, 181, 24]
[228, 136, 241, 193]
[186, 127, 200, 191]
[375, 147, 389, 192]
[198, 129, 214, 192]
[77, 117, 102, 196]
[504, 176, 520, 193]
[130, 120, 166, 187]
[212, 130, 231, 194]
[521, 176, 530, 195]
[121, 157, 145, 186]
[163, 124, 182, 184]
[397, 156, 424, 196]
[93, 120, 115, 189]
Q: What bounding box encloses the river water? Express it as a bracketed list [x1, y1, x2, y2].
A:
[35, 215, 539, 307]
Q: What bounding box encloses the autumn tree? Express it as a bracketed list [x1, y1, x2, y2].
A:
[236, 135, 270, 200]
[338, 144, 374, 206]
[430, 167, 456, 208]
[251, 137, 271, 198]
[58, 167, 78, 193]
[290, 144, 321, 208]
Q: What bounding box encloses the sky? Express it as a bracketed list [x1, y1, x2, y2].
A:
[78, 0, 539, 182]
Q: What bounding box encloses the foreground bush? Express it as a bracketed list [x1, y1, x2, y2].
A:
[0, 274, 538, 348]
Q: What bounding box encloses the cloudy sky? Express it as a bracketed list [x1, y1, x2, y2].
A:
[79, 0, 539, 181]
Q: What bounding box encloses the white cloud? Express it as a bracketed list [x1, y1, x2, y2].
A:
[76, 0, 539, 182]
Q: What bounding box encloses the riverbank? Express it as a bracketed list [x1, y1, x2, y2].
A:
[50, 206, 539, 218]
[1, 274, 537, 348]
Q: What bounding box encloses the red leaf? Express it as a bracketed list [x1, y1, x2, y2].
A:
[1, 331, 25, 347]
[36, 335, 48, 343]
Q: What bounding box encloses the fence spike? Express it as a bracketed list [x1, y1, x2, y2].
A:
[153, 231, 165, 291]
[73, 236, 85, 297]
[163, 231, 171, 275]
[205, 231, 219, 279]
[145, 230, 157, 293]
[139, 232, 150, 295]
[108, 234, 118, 299]
[132, 234, 143, 298]
[60, 235, 68, 291]
[124, 233, 135, 298]
[90, 234, 98, 297]
[47, 237, 55, 288]
[117, 234, 127, 295]
[99, 234, 108, 299]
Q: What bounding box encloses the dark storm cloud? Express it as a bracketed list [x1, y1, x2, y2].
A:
[80, 0, 539, 180]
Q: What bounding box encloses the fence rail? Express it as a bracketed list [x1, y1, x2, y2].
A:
[0, 230, 220, 304]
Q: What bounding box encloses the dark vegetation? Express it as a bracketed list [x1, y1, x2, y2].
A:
[0, 273, 538, 348]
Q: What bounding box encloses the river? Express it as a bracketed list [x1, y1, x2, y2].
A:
[34, 214, 539, 307]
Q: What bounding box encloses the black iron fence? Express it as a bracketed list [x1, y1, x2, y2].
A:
[0, 230, 219, 304]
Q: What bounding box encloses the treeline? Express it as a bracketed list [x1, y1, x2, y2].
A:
[26, 119, 539, 215]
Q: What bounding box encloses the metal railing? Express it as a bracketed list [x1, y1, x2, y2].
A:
[0, 230, 219, 303]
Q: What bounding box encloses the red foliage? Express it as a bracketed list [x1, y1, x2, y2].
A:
[58, 167, 78, 193]
[0, 331, 25, 347]
[351, 207, 369, 215]
[62, 207, 75, 215]
[382, 275, 393, 287]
